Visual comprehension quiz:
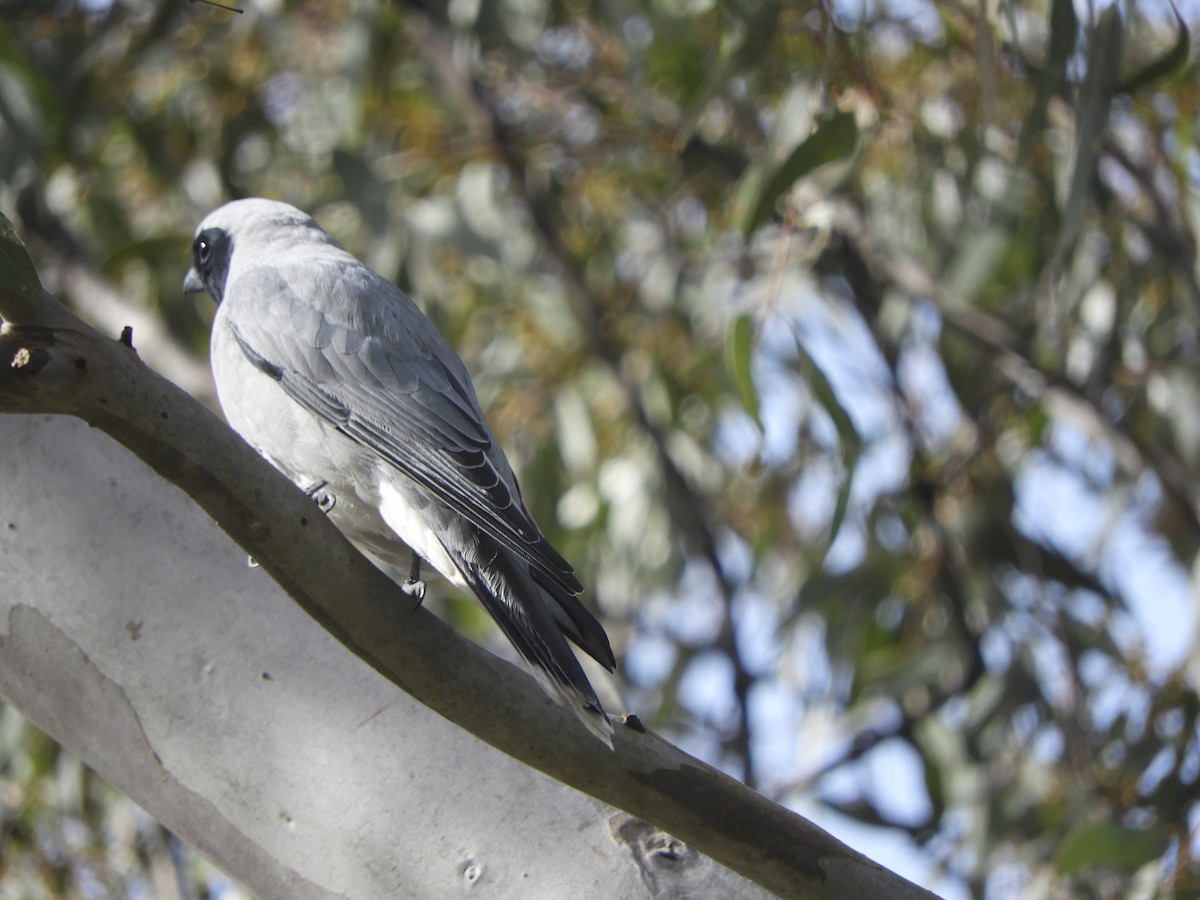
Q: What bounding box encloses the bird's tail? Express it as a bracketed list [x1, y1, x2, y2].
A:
[447, 540, 615, 748]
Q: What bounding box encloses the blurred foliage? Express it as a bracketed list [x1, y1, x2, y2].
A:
[1, 0, 1199, 896]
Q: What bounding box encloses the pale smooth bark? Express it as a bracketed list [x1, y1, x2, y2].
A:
[0, 413, 772, 899]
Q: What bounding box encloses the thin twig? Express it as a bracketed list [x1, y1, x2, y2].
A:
[190, 0, 244, 14]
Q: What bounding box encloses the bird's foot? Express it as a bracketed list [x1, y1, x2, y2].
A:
[401, 577, 426, 604]
[402, 554, 426, 606]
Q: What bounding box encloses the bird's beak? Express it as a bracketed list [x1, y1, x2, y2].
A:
[183, 268, 205, 294]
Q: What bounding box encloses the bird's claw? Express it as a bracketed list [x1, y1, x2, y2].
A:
[403, 553, 426, 606]
[401, 578, 426, 605]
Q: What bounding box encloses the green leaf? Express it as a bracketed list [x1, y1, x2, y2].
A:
[735, 112, 858, 235]
[795, 340, 860, 567]
[1017, 0, 1077, 162]
[725, 313, 761, 430]
[819, 465, 855, 568]
[1055, 6, 1123, 258]
[920, 743, 946, 824]
[1056, 823, 1170, 874]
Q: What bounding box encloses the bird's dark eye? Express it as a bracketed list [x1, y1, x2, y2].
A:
[187, 228, 228, 302]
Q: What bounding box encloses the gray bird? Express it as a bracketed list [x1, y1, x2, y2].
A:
[184, 198, 615, 746]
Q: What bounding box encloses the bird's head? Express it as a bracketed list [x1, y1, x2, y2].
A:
[183, 198, 332, 303]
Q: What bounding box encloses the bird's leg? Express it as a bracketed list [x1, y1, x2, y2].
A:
[303, 479, 337, 514]
[401, 553, 426, 605]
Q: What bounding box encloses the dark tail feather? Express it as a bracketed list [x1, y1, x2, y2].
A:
[448, 538, 614, 747]
[530, 566, 615, 671]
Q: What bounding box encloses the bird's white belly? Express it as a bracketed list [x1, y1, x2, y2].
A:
[377, 480, 467, 589]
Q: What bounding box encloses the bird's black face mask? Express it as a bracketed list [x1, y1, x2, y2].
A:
[183, 227, 233, 303]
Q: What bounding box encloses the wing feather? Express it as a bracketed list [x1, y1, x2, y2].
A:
[227, 263, 583, 596]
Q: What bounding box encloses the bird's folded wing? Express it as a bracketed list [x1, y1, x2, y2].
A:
[226, 263, 584, 596]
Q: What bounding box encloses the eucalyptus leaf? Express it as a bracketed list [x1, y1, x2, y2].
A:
[1056, 6, 1123, 258]
[735, 112, 858, 234]
[1056, 824, 1170, 875]
[725, 313, 761, 430]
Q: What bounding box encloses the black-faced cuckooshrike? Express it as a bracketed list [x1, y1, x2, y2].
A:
[185, 199, 615, 746]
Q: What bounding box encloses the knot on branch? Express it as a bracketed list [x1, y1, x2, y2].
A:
[0, 326, 97, 412]
[610, 813, 699, 889]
